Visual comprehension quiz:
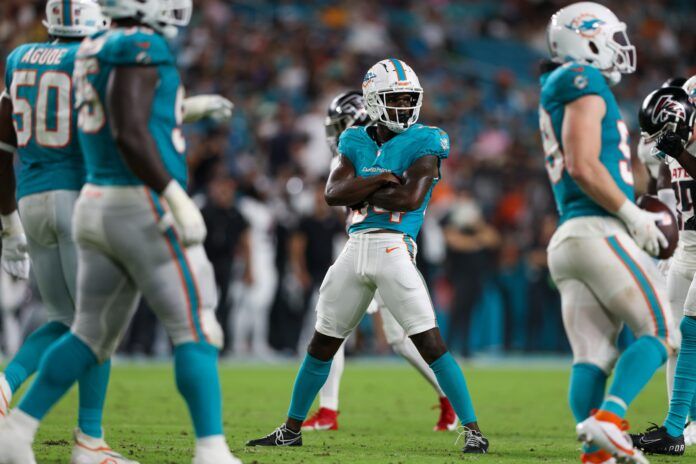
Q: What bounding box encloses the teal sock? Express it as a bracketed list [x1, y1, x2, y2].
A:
[569, 363, 607, 422]
[601, 335, 667, 418]
[78, 359, 111, 438]
[665, 317, 696, 437]
[174, 343, 223, 437]
[287, 353, 332, 421]
[4, 321, 69, 393]
[690, 384, 696, 422]
[429, 352, 477, 424]
[19, 334, 97, 420]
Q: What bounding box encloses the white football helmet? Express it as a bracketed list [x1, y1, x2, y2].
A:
[362, 58, 423, 133]
[98, 0, 192, 38]
[547, 2, 636, 86]
[43, 0, 109, 38]
[684, 75, 696, 104]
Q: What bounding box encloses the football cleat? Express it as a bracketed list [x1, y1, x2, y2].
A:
[577, 411, 648, 464]
[0, 374, 11, 419]
[456, 427, 489, 454]
[434, 397, 458, 431]
[581, 449, 617, 463]
[302, 407, 339, 431]
[71, 428, 141, 464]
[0, 412, 36, 464]
[630, 424, 685, 455]
[246, 423, 302, 447]
[684, 421, 696, 446]
[192, 447, 242, 464]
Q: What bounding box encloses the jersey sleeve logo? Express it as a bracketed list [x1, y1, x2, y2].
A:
[573, 74, 588, 90]
[440, 135, 449, 150]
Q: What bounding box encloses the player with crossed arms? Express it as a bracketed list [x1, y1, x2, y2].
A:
[247, 58, 489, 454]
[301, 90, 456, 432]
[541, 2, 678, 463]
[0, 0, 239, 463]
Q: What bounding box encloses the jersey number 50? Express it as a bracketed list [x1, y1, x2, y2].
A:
[10, 70, 71, 148]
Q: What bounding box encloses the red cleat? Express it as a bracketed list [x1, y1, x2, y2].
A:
[434, 397, 458, 431]
[301, 407, 339, 431]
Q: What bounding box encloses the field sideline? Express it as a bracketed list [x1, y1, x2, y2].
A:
[5, 361, 688, 464]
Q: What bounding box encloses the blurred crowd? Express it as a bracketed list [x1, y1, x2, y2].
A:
[1, 0, 696, 360]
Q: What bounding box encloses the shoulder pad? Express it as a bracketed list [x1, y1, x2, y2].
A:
[411, 125, 450, 159]
[337, 126, 366, 160]
[546, 62, 607, 104]
[100, 28, 174, 66]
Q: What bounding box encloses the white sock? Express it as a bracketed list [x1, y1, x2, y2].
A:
[391, 338, 445, 397]
[195, 435, 229, 454]
[8, 409, 39, 442]
[319, 342, 344, 411]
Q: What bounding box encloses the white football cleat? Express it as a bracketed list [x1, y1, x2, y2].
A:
[684, 421, 696, 446]
[0, 373, 12, 419]
[71, 429, 140, 464]
[576, 411, 649, 464]
[0, 412, 36, 464]
[192, 447, 243, 464]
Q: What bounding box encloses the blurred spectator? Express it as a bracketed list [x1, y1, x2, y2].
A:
[289, 182, 345, 350]
[441, 187, 500, 357]
[201, 173, 251, 355]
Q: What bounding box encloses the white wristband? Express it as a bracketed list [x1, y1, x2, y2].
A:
[0, 210, 22, 234]
[0, 140, 16, 154]
[615, 198, 642, 225]
[162, 179, 188, 208]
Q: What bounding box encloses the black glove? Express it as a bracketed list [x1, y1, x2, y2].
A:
[685, 216, 696, 231]
[656, 130, 687, 159]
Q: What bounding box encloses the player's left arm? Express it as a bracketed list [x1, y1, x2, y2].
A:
[0, 91, 17, 215]
[109, 65, 206, 245]
[367, 155, 439, 212]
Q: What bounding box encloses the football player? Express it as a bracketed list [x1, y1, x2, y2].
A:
[302, 91, 456, 432]
[541, 2, 677, 463]
[0, 1, 240, 463]
[247, 59, 489, 454]
[0, 2, 137, 463]
[630, 84, 696, 454]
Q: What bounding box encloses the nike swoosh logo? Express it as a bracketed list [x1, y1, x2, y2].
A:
[640, 437, 663, 445]
[386, 247, 399, 253]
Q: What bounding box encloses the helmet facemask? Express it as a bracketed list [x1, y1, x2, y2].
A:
[367, 90, 423, 133]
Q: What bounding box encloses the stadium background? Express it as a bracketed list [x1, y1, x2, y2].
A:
[0, 0, 695, 362]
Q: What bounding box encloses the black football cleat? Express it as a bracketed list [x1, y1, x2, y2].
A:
[458, 428, 489, 454]
[246, 423, 302, 447]
[631, 424, 685, 455]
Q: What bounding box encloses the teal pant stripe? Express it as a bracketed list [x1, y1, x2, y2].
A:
[389, 58, 407, 81]
[148, 191, 205, 342]
[606, 236, 666, 338]
[63, 0, 72, 26]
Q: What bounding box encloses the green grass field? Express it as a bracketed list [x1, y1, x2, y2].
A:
[12, 361, 690, 463]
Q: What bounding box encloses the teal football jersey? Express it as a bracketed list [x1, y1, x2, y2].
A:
[539, 62, 634, 223]
[4, 42, 85, 199]
[338, 123, 449, 239]
[74, 27, 186, 187]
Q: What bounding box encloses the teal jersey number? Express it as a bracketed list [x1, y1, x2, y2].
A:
[338, 123, 449, 239]
[539, 62, 634, 223]
[74, 27, 186, 187]
[4, 42, 85, 198]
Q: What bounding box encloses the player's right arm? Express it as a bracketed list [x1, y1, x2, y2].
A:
[108, 65, 206, 245]
[563, 95, 666, 256]
[324, 154, 399, 207]
[0, 89, 30, 279]
[656, 162, 677, 216]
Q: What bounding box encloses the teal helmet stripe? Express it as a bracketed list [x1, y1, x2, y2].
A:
[389, 58, 407, 81]
[63, 0, 72, 26]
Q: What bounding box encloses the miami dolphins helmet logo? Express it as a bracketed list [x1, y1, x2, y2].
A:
[565, 14, 606, 38]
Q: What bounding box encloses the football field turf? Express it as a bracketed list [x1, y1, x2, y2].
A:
[16, 361, 688, 463]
